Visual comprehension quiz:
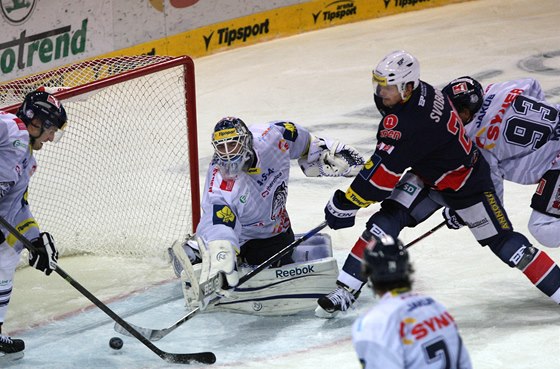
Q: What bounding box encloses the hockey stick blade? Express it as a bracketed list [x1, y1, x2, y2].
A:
[0, 216, 216, 365]
[114, 221, 328, 341]
[115, 306, 200, 341]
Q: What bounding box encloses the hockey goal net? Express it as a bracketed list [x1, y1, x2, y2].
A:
[0, 55, 200, 260]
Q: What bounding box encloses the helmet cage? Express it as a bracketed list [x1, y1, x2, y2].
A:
[373, 50, 420, 100]
[212, 117, 253, 179]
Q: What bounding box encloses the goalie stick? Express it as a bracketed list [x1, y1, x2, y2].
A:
[114, 221, 328, 341]
[0, 216, 216, 365]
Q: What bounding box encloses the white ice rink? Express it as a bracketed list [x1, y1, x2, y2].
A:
[6, 0, 560, 368]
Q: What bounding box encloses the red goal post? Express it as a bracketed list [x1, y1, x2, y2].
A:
[0, 55, 200, 259]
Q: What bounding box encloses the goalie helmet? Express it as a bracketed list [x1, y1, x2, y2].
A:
[212, 117, 254, 179]
[362, 234, 411, 284]
[17, 90, 67, 131]
[442, 76, 484, 124]
[372, 50, 420, 100]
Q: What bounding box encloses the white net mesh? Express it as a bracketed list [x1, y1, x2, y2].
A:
[1, 56, 200, 259]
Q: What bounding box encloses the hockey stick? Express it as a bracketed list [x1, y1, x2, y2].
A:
[114, 221, 328, 341]
[404, 220, 446, 249]
[0, 216, 216, 365]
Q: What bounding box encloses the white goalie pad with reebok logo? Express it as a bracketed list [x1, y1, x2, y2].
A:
[171, 233, 338, 316]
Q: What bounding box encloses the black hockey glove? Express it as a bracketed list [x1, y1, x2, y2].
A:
[29, 232, 59, 276]
[325, 190, 360, 230]
[442, 208, 465, 230]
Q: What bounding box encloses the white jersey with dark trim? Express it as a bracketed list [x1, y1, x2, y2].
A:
[352, 291, 472, 369]
[0, 111, 39, 250]
[466, 78, 560, 200]
[196, 121, 311, 250]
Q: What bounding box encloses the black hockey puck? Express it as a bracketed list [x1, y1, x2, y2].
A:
[109, 337, 123, 350]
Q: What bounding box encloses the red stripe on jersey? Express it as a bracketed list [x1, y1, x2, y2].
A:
[220, 179, 235, 191]
[350, 237, 369, 259]
[523, 251, 555, 284]
[434, 165, 473, 191]
[14, 117, 26, 130]
[369, 164, 400, 191]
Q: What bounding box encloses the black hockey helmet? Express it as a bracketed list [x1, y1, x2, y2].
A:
[211, 116, 254, 179]
[16, 90, 67, 130]
[442, 76, 484, 123]
[362, 234, 411, 283]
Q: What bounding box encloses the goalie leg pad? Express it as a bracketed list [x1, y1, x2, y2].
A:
[214, 255, 339, 316]
[192, 234, 339, 315]
[170, 238, 203, 310]
[292, 233, 333, 262]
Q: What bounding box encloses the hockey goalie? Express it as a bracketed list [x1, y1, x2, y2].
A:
[168, 116, 365, 315]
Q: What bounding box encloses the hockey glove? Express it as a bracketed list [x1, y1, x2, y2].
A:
[198, 240, 239, 309]
[325, 190, 360, 230]
[28, 232, 58, 275]
[299, 135, 364, 177]
[442, 208, 466, 230]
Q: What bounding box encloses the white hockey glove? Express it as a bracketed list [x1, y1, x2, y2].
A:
[299, 135, 364, 177]
[28, 232, 58, 276]
[198, 240, 239, 309]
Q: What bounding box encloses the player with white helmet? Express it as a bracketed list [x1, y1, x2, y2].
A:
[353, 234, 472, 369]
[168, 116, 365, 314]
[372, 50, 420, 101]
[318, 50, 560, 318]
[440, 76, 560, 248]
[0, 89, 67, 361]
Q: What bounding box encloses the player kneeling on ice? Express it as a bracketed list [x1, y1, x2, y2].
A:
[353, 234, 472, 369]
[168, 116, 364, 315]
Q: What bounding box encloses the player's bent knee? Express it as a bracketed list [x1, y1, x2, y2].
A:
[366, 202, 415, 239]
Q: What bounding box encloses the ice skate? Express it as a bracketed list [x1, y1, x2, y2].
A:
[315, 282, 360, 318]
[0, 335, 24, 362]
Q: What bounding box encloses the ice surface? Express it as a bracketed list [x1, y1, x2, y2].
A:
[6, 0, 560, 368]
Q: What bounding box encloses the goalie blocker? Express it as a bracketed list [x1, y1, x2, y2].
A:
[170, 233, 339, 316]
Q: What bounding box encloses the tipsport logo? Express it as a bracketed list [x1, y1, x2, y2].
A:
[203, 19, 270, 51]
[383, 0, 432, 8]
[312, 0, 357, 24]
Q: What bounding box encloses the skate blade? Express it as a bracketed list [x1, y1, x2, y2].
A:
[314, 305, 338, 319]
[0, 350, 24, 363]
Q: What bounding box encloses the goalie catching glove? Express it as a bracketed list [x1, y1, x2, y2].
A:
[198, 239, 239, 309]
[299, 135, 364, 177]
[28, 232, 58, 275]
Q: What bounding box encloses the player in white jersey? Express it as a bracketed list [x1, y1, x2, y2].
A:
[169, 116, 364, 312]
[441, 76, 560, 247]
[353, 234, 471, 369]
[0, 89, 66, 361]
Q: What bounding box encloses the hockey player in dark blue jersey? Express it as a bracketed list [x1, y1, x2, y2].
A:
[316, 50, 560, 318]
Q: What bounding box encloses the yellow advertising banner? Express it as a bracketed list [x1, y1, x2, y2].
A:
[100, 0, 468, 59]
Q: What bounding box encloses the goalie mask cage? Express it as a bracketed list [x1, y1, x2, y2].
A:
[0, 55, 200, 260]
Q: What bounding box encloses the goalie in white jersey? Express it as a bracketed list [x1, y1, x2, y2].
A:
[0, 89, 67, 361]
[353, 234, 471, 369]
[169, 116, 364, 314]
[442, 76, 560, 247]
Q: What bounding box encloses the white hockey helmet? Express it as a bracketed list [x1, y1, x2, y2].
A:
[212, 117, 254, 179]
[372, 50, 420, 100]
